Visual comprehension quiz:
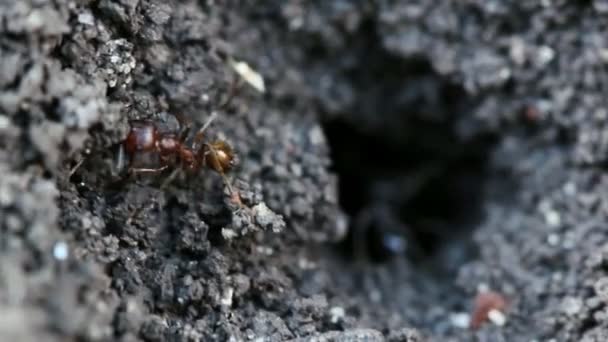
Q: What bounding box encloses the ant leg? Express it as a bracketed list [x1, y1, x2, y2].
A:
[128, 165, 169, 174]
[219, 171, 234, 195]
[178, 121, 192, 142]
[200, 112, 218, 132]
[69, 148, 95, 178]
[218, 76, 244, 110]
[126, 165, 172, 225]
[127, 170, 178, 225]
[195, 112, 217, 139]
[171, 112, 194, 145]
[69, 158, 85, 178]
[173, 112, 191, 133]
[160, 168, 180, 189]
[192, 112, 218, 150]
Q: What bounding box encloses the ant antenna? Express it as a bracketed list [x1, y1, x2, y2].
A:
[198, 112, 218, 135]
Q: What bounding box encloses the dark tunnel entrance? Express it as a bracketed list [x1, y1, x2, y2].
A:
[321, 57, 497, 272]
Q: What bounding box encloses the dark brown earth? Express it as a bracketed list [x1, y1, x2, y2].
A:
[3, 1, 608, 341]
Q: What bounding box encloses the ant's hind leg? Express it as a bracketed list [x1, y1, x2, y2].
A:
[127, 171, 178, 225]
[126, 166, 173, 225]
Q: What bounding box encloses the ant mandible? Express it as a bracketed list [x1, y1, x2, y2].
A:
[120, 112, 236, 193]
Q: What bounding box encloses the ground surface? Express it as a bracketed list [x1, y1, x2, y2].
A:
[3, 1, 608, 341]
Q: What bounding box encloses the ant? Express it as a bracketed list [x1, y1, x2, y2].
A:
[120, 73, 243, 189]
[118, 112, 239, 224]
[119, 112, 236, 194]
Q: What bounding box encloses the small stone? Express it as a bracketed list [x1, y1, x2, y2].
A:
[221, 228, 238, 240]
[509, 38, 527, 65]
[77, 12, 95, 26]
[230, 59, 265, 93]
[594, 0, 608, 13]
[233, 274, 251, 297]
[547, 234, 560, 246]
[544, 210, 561, 227]
[252, 203, 285, 233]
[309, 125, 326, 146]
[221, 287, 234, 307]
[53, 241, 69, 260]
[498, 67, 511, 80]
[488, 309, 507, 326]
[253, 203, 273, 225]
[471, 291, 508, 329]
[561, 297, 582, 316]
[0, 115, 10, 130]
[537, 46, 555, 66]
[563, 182, 576, 196]
[329, 306, 345, 324]
[594, 277, 608, 301]
[450, 312, 471, 329]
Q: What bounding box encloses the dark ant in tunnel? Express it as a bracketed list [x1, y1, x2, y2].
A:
[348, 168, 442, 263]
[118, 112, 236, 193]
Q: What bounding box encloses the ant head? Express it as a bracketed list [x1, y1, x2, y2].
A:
[205, 140, 235, 173]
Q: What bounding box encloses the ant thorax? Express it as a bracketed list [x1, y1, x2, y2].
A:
[123, 121, 180, 171]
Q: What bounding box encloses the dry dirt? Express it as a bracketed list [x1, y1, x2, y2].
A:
[3, 1, 608, 341]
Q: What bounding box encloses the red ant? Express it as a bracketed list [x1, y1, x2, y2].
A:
[119, 112, 236, 193]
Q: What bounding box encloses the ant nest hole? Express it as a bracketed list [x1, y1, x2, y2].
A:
[322, 56, 498, 272]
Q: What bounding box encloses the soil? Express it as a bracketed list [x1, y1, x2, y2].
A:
[2, 1, 608, 341]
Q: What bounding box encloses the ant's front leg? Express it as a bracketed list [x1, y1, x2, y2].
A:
[128, 165, 170, 174]
[178, 122, 192, 143]
[192, 112, 218, 150]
